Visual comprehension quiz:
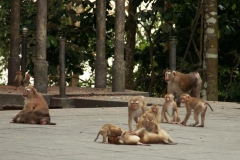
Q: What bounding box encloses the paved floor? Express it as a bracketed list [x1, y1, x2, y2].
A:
[0, 99, 240, 160]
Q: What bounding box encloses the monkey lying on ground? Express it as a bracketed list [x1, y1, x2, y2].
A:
[180, 94, 213, 127]
[132, 128, 177, 144]
[110, 128, 177, 145]
[128, 96, 147, 131]
[11, 86, 55, 125]
[160, 93, 181, 124]
[94, 124, 123, 143]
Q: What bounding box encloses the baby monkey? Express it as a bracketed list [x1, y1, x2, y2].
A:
[161, 93, 181, 124]
[147, 104, 161, 123]
[94, 124, 123, 143]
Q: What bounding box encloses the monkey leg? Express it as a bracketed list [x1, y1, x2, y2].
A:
[190, 112, 199, 127]
[164, 112, 173, 123]
[198, 109, 207, 127]
[102, 131, 108, 143]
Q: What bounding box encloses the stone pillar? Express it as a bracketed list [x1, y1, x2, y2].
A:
[34, 0, 48, 93]
[112, 0, 125, 92]
[59, 39, 66, 98]
[169, 36, 177, 71]
[8, 0, 21, 85]
[21, 28, 28, 79]
[95, 0, 107, 88]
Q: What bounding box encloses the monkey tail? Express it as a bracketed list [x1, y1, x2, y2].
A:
[94, 132, 100, 142]
[205, 102, 213, 111]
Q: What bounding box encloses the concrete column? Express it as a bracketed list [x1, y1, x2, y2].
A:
[34, 0, 48, 93]
[112, 0, 125, 92]
[59, 39, 66, 98]
[95, 0, 107, 88]
[169, 36, 177, 70]
[8, 0, 21, 85]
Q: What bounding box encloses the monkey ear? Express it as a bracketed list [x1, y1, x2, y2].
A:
[32, 88, 37, 95]
[172, 71, 176, 76]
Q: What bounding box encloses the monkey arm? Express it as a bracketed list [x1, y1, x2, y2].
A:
[160, 107, 165, 123]
[164, 112, 173, 123]
[181, 108, 191, 125]
[128, 115, 133, 131]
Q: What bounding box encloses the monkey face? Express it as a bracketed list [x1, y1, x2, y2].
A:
[164, 71, 171, 82]
[131, 101, 139, 110]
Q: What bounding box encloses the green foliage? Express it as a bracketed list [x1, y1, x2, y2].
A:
[0, 0, 240, 101]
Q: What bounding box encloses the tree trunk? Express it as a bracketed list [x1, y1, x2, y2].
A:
[202, 0, 218, 101]
[125, 2, 136, 90]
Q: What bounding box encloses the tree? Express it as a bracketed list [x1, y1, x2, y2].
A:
[202, 0, 218, 101]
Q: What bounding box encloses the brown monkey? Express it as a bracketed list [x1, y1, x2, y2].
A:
[14, 70, 23, 90]
[147, 104, 161, 123]
[129, 128, 177, 145]
[160, 94, 181, 124]
[12, 110, 55, 125]
[164, 70, 202, 107]
[11, 86, 55, 125]
[94, 124, 123, 143]
[23, 73, 31, 87]
[128, 96, 147, 131]
[110, 131, 150, 146]
[180, 94, 213, 127]
[136, 112, 159, 134]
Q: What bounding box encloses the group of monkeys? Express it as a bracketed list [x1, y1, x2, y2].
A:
[14, 70, 31, 90]
[94, 70, 213, 145]
[11, 70, 214, 146]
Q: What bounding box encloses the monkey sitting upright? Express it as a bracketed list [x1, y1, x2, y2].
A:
[11, 86, 55, 125]
[147, 104, 161, 123]
[160, 93, 181, 124]
[136, 112, 159, 134]
[14, 70, 23, 90]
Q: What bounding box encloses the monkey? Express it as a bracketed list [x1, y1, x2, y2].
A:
[147, 104, 161, 123]
[129, 128, 177, 145]
[11, 86, 55, 125]
[94, 124, 123, 143]
[164, 70, 202, 107]
[160, 93, 181, 124]
[128, 96, 147, 131]
[136, 112, 159, 134]
[180, 94, 213, 127]
[23, 73, 31, 87]
[109, 131, 151, 146]
[14, 70, 23, 90]
[12, 110, 56, 125]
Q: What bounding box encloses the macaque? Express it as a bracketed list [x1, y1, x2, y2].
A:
[110, 131, 150, 146]
[180, 94, 213, 127]
[128, 96, 147, 131]
[147, 104, 161, 123]
[23, 73, 31, 87]
[94, 124, 123, 143]
[164, 70, 202, 107]
[136, 112, 159, 134]
[161, 94, 181, 124]
[129, 128, 177, 145]
[14, 70, 23, 90]
[11, 86, 55, 125]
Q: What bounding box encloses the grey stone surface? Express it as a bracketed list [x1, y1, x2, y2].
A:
[0, 99, 240, 160]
